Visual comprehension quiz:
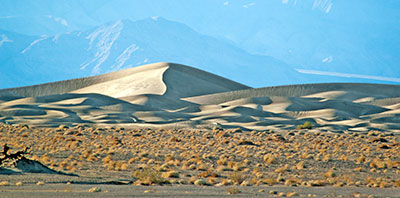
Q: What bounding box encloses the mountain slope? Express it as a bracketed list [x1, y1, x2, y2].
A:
[0, 29, 38, 87]
[1, 1, 399, 86]
[0, 18, 304, 89]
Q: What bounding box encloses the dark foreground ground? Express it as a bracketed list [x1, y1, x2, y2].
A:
[1, 183, 400, 198]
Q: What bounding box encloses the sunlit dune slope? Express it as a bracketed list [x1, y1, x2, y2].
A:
[1, 63, 400, 132]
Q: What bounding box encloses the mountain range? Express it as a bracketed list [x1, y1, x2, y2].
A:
[1, 0, 399, 89]
[0, 17, 310, 89]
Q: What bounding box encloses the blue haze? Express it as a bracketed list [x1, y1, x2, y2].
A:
[0, 0, 399, 88]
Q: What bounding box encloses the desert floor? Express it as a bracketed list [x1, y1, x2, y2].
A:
[1, 183, 400, 198]
[0, 123, 400, 197]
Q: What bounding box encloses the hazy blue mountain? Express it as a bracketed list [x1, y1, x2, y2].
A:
[229, 0, 400, 79]
[1, 0, 399, 88]
[0, 0, 101, 36]
[0, 29, 38, 87]
[1, 18, 308, 89]
[0, 16, 72, 36]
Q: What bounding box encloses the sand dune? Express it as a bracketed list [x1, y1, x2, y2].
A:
[1, 62, 400, 132]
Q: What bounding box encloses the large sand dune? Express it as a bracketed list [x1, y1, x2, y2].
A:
[1, 62, 400, 132]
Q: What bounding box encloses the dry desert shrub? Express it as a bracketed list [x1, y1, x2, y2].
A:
[322, 154, 332, 162]
[226, 186, 241, 194]
[353, 167, 365, 172]
[262, 178, 277, 186]
[306, 180, 328, 187]
[128, 157, 135, 164]
[0, 181, 10, 186]
[206, 177, 218, 185]
[324, 169, 337, 178]
[338, 154, 348, 161]
[394, 180, 400, 187]
[296, 161, 305, 170]
[263, 154, 276, 164]
[217, 157, 228, 166]
[197, 171, 218, 178]
[366, 177, 390, 188]
[274, 164, 289, 174]
[161, 170, 179, 178]
[228, 171, 247, 185]
[386, 160, 400, 169]
[36, 181, 45, 186]
[285, 178, 302, 186]
[287, 192, 299, 197]
[102, 155, 112, 164]
[299, 153, 312, 159]
[59, 160, 69, 169]
[194, 178, 207, 186]
[133, 166, 170, 185]
[296, 121, 313, 130]
[369, 158, 386, 169]
[88, 187, 102, 192]
[356, 155, 366, 164]
[196, 163, 209, 171]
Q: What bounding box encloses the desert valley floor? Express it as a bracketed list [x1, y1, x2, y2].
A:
[0, 62, 400, 197]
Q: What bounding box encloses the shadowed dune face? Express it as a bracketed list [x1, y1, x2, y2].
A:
[183, 83, 400, 132]
[0, 93, 151, 126]
[1, 62, 400, 132]
[162, 64, 250, 98]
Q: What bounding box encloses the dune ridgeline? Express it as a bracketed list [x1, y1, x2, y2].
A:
[1, 62, 400, 132]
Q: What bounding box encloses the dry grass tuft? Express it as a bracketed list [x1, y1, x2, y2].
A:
[36, 181, 45, 186]
[88, 187, 102, 192]
[262, 178, 277, 186]
[0, 181, 10, 186]
[324, 169, 337, 178]
[274, 164, 289, 173]
[296, 161, 305, 170]
[263, 154, 276, 164]
[228, 172, 247, 185]
[133, 166, 170, 185]
[161, 171, 180, 178]
[194, 178, 207, 186]
[369, 158, 386, 169]
[287, 192, 299, 197]
[297, 121, 313, 130]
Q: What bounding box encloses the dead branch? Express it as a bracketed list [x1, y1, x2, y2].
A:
[0, 144, 30, 166]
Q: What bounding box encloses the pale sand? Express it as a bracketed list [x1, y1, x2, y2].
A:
[1, 62, 400, 133]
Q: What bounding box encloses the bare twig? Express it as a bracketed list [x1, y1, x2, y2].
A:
[0, 144, 30, 166]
